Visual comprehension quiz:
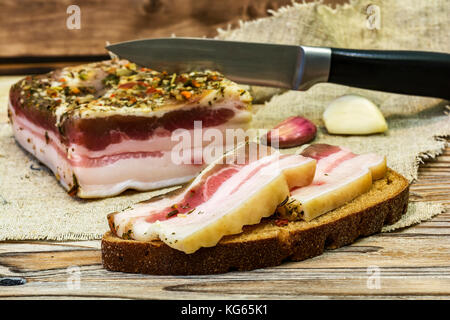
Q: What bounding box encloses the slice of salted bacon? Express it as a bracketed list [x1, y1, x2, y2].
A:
[278, 144, 387, 222]
[262, 116, 317, 149]
[108, 142, 316, 254]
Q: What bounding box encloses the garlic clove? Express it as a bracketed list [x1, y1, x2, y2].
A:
[262, 116, 317, 148]
[323, 95, 388, 135]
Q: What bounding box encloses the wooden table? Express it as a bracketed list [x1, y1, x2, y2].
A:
[0, 144, 448, 299]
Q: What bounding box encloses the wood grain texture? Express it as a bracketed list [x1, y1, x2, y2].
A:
[0, 57, 109, 76]
[0, 142, 448, 299]
[0, 0, 344, 57]
[0, 0, 348, 75]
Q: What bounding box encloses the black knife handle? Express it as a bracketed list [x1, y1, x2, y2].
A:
[328, 48, 450, 100]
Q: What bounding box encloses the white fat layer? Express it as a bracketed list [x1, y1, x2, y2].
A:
[10, 106, 74, 190]
[9, 101, 216, 198]
[177, 156, 312, 227]
[111, 145, 258, 235]
[315, 149, 352, 170]
[74, 150, 198, 185]
[77, 175, 196, 199]
[11, 102, 68, 157]
[120, 154, 314, 244]
[291, 152, 385, 203]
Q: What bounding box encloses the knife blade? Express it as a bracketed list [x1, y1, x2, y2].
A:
[107, 38, 450, 99]
[106, 37, 330, 91]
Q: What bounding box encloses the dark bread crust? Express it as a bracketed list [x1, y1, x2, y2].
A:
[101, 169, 409, 275]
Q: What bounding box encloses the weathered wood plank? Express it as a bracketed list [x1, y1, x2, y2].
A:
[0, 0, 349, 75]
[0, 59, 109, 76]
[0, 199, 449, 299]
[2, 235, 449, 274]
[0, 250, 101, 272]
[0, 0, 319, 57]
[1, 277, 449, 300]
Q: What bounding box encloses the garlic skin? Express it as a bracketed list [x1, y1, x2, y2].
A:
[323, 95, 388, 135]
[262, 116, 317, 149]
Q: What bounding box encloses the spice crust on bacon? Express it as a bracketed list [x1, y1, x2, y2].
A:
[8, 59, 252, 198]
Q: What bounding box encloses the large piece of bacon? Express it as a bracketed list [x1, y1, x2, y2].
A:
[108, 143, 316, 253]
[8, 60, 252, 197]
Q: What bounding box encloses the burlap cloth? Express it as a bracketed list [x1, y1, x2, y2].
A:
[0, 0, 449, 240]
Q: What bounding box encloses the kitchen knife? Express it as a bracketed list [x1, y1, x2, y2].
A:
[106, 38, 450, 100]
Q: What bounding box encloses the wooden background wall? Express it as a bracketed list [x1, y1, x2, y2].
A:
[0, 0, 346, 57]
[0, 0, 346, 74]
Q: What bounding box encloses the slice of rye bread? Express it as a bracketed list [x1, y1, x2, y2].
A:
[102, 168, 409, 275]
